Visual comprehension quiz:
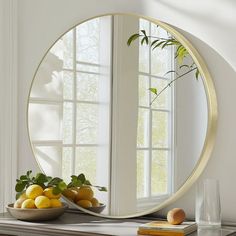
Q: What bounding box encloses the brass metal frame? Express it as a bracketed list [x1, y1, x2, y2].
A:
[26, 13, 218, 219]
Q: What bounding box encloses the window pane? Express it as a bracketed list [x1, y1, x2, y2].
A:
[139, 19, 150, 73]
[151, 22, 169, 39]
[76, 103, 98, 144]
[152, 111, 169, 148]
[76, 63, 99, 73]
[33, 146, 62, 177]
[151, 47, 172, 77]
[75, 147, 97, 184]
[137, 150, 149, 198]
[61, 29, 73, 69]
[30, 54, 63, 100]
[76, 18, 100, 64]
[77, 73, 99, 101]
[62, 147, 73, 183]
[62, 102, 73, 144]
[151, 150, 168, 195]
[28, 103, 62, 141]
[50, 29, 73, 70]
[139, 75, 149, 107]
[137, 108, 149, 148]
[151, 78, 170, 109]
[63, 71, 73, 100]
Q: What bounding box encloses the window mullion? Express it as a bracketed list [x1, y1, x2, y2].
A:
[148, 21, 152, 198]
[71, 28, 77, 175]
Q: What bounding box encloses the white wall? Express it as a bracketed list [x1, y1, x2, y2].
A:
[14, 0, 236, 221]
[175, 60, 208, 190]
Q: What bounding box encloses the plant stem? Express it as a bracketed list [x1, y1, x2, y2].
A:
[146, 35, 172, 41]
[150, 67, 197, 105]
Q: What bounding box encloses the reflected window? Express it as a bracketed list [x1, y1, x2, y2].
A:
[28, 15, 174, 215]
[137, 19, 174, 204]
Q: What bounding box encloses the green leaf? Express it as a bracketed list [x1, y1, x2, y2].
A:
[52, 187, 61, 195]
[179, 64, 190, 70]
[71, 175, 78, 182]
[150, 39, 159, 47]
[84, 180, 92, 186]
[73, 179, 82, 187]
[78, 174, 86, 184]
[20, 175, 28, 181]
[97, 187, 107, 192]
[149, 88, 157, 95]
[141, 36, 148, 45]
[58, 181, 67, 191]
[140, 30, 147, 36]
[68, 175, 83, 187]
[127, 33, 140, 46]
[48, 177, 63, 186]
[46, 176, 52, 182]
[26, 170, 32, 177]
[161, 41, 169, 49]
[15, 182, 26, 192]
[35, 173, 48, 184]
[164, 70, 178, 77]
[195, 69, 200, 80]
[152, 40, 165, 50]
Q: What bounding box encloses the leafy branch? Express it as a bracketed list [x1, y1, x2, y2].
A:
[15, 171, 67, 199]
[67, 174, 107, 192]
[15, 171, 107, 200]
[149, 67, 197, 104]
[127, 28, 200, 105]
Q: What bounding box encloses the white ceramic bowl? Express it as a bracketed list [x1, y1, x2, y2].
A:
[6, 203, 68, 221]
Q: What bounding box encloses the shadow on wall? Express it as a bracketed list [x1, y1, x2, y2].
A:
[150, 27, 236, 222]
[155, 0, 236, 31]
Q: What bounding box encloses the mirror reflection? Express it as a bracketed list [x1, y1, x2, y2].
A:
[28, 14, 208, 217]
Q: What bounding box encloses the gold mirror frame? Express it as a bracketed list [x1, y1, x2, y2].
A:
[27, 13, 218, 219]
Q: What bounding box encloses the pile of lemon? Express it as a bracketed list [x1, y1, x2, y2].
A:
[14, 184, 62, 209]
[63, 186, 100, 209]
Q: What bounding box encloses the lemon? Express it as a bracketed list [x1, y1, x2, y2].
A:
[76, 186, 94, 201]
[26, 184, 44, 200]
[43, 187, 61, 199]
[50, 199, 62, 208]
[76, 200, 92, 208]
[91, 197, 100, 207]
[35, 196, 51, 209]
[14, 197, 27, 208]
[21, 199, 36, 209]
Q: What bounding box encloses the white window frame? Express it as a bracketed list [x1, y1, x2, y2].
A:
[136, 19, 175, 208]
[0, 0, 18, 213]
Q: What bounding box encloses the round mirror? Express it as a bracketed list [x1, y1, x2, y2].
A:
[27, 14, 217, 218]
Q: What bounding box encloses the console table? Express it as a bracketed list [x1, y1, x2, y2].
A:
[0, 211, 236, 236]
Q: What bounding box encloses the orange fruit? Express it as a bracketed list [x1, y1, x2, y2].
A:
[91, 198, 99, 207]
[76, 200, 92, 208]
[75, 186, 94, 201]
[62, 189, 77, 202]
